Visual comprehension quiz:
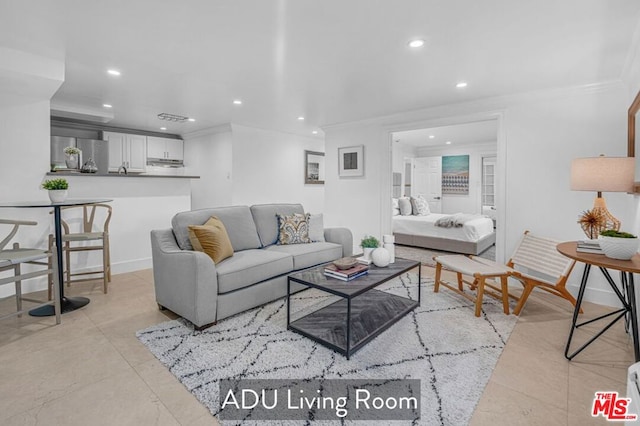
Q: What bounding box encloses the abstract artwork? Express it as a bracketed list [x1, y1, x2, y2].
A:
[338, 145, 364, 177]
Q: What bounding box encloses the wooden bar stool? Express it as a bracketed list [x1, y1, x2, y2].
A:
[48, 204, 112, 298]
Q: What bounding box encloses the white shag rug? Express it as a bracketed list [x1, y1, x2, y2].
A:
[137, 273, 517, 425]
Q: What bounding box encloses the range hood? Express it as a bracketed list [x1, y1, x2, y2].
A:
[146, 157, 184, 167]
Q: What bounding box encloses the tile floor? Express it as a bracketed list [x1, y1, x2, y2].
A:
[0, 266, 634, 425]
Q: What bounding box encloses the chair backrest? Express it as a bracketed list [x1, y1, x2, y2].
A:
[59, 204, 112, 234]
[0, 219, 37, 250]
[509, 231, 575, 280]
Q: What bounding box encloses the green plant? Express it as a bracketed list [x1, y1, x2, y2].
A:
[360, 235, 380, 248]
[63, 146, 81, 155]
[600, 230, 637, 238]
[41, 178, 68, 190]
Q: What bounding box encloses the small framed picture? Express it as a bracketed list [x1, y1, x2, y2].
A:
[338, 145, 364, 177]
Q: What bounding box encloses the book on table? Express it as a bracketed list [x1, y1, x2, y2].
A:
[576, 239, 603, 254]
[324, 263, 369, 281]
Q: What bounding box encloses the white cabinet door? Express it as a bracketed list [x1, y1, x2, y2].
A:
[103, 132, 146, 172]
[147, 136, 183, 160]
[127, 134, 147, 172]
[104, 132, 126, 172]
[165, 139, 183, 161]
[146, 136, 166, 159]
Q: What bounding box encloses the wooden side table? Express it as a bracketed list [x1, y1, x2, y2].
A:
[557, 242, 640, 362]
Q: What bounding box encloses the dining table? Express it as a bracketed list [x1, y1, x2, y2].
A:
[0, 198, 112, 316]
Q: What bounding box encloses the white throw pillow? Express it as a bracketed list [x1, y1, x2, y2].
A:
[398, 197, 412, 216]
[410, 195, 431, 216]
[308, 213, 325, 242]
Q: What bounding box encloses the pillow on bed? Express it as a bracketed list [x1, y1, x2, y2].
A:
[398, 197, 412, 216]
[410, 195, 430, 216]
[392, 198, 401, 216]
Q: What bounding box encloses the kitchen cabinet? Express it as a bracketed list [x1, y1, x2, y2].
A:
[147, 136, 184, 161]
[103, 131, 147, 172]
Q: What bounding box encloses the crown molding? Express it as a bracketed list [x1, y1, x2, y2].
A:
[322, 80, 625, 132]
[181, 123, 232, 139]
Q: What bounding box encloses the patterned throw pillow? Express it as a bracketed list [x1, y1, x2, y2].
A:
[410, 195, 431, 216]
[277, 213, 311, 245]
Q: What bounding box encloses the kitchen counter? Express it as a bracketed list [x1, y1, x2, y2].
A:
[46, 171, 200, 179]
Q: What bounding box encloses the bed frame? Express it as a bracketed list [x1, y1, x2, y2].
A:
[393, 231, 496, 255]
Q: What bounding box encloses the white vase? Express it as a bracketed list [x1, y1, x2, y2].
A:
[65, 154, 79, 169]
[371, 248, 391, 267]
[363, 247, 375, 260]
[383, 242, 395, 263]
[48, 190, 68, 203]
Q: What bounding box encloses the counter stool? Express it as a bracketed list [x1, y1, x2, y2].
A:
[0, 219, 61, 324]
[48, 204, 112, 298]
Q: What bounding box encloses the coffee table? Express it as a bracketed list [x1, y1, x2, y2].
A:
[287, 258, 421, 359]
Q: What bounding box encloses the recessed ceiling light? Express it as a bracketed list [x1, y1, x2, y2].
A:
[160, 127, 167, 130]
[408, 39, 425, 48]
[456, 81, 468, 88]
[428, 135, 435, 139]
[233, 99, 242, 105]
[102, 104, 112, 108]
[187, 118, 196, 122]
[445, 141, 452, 145]
[312, 130, 318, 135]
[297, 116, 305, 121]
[107, 69, 121, 76]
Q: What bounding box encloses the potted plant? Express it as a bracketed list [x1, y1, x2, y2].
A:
[42, 178, 69, 203]
[63, 146, 81, 169]
[598, 230, 639, 260]
[360, 235, 380, 260]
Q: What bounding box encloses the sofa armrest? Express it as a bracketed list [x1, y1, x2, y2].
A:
[324, 227, 353, 257]
[150, 229, 219, 327]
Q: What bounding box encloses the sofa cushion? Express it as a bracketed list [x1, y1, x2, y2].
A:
[216, 249, 293, 294]
[188, 216, 234, 264]
[250, 203, 304, 247]
[308, 213, 325, 242]
[277, 213, 311, 245]
[266, 242, 342, 270]
[172, 206, 261, 252]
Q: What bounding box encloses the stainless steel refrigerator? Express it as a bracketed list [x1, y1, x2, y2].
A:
[50, 136, 109, 175]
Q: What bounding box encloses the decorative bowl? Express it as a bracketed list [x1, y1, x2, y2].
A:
[598, 236, 639, 260]
[333, 257, 358, 270]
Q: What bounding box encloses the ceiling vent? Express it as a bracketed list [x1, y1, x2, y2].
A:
[157, 112, 190, 122]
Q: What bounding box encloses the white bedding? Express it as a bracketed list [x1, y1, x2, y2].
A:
[392, 213, 494, 242]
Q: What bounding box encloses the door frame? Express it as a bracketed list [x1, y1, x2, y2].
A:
[385, 111, 506, 262]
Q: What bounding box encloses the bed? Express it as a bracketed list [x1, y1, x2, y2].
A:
[393, 213, 495, 255]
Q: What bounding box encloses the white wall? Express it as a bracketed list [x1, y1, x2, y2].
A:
[416, 142, 497, 214]
[324, 83, 631, 306]
[231, 124, 325, 213]
[183, 124, 233, 210]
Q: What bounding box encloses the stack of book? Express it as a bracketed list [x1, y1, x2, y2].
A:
[324, 263, 369, 281]
[576, 239, 603, 254]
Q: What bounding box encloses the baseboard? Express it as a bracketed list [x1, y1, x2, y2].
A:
[565, 283, 624, 309]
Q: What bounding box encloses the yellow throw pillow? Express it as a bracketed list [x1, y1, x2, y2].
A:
[188, 216, 234, 264]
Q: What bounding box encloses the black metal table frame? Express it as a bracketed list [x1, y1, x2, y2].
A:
[287, 260, 421, 360]
[564, 264, 640, 361]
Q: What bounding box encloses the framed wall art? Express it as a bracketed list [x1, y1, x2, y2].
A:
[442, 155, 469, 194]
[304, 150, 325, 184]
[338, 145, 364, 177]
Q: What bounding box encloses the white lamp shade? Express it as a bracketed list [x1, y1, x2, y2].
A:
[570, 156, 634, 192]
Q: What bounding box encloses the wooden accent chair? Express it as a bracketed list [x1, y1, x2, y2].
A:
[0, 219, 60, 323]
[434, 231, 578, 316]
[48, 204, 112, 297]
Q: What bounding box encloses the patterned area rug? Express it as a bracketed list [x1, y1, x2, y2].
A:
[137, 273, 516, 425]
[395, 244, 496, 267]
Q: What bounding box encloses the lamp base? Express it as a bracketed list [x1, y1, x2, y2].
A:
[579, 197, 620, 239]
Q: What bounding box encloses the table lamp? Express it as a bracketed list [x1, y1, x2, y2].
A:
[570, 155, 634, 237]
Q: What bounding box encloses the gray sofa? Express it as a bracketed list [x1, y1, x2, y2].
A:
[150, 203, 353, 329]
